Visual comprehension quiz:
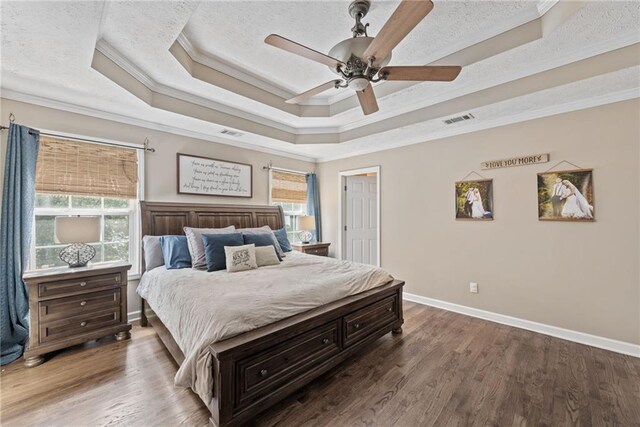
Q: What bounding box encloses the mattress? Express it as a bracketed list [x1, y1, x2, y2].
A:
[136, 251, 394, 408]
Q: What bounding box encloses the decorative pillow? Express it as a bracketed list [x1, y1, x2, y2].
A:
[158, 236, 192, 269]
[243, 232, 283, 261]
[224, 244, 258, 272]
[255, 245, 281, 267]
[272, 227, 292, 252]
[142, 235, 164, 271]
[202, 232, 244, 272]
[238, 226, 285, 258]
[184, 226, 236, 269]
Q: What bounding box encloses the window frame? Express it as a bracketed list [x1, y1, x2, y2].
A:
[28, 131, 145, 278]
[268, 168, 308, 244]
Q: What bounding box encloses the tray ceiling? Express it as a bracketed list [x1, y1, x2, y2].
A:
[1, 1, 638, 162]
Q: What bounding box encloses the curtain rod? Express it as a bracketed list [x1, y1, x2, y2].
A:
[0, 120, 155, 153]
[262, 161, 308, 176]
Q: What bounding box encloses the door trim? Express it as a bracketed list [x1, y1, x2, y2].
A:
[338, 166, 381, 267]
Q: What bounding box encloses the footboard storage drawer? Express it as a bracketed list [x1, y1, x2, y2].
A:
[343, 294, 399, 347]
[235, 320, 340, 409]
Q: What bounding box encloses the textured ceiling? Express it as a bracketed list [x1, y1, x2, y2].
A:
[0, 1, 638, 162]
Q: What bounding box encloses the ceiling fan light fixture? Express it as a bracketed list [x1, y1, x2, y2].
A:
[349, 77, 370, 91]
[327, 37, 391, 75]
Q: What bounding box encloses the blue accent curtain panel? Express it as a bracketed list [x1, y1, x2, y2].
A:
[1, 123, 39, 365]
[306, 173, 322, 242]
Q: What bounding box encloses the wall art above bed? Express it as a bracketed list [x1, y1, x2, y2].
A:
[177, 153, 252, 198]
[455, 179, 494, 221]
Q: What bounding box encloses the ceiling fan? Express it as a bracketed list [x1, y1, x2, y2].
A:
[265, 0, 462, 115]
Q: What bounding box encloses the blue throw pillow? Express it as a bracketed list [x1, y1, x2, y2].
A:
[243, 232, 283, 261]
[202, 232, 244, 272]
[272, 227, 292, 252]
[159, 236, 192, 269]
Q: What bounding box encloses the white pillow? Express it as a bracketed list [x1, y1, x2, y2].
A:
[255, 245, 281, 267]
[224, 244, 257, 272]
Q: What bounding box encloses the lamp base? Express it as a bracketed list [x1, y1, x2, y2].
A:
[59, 243, 96, 268]
[298, 230, 314, 245]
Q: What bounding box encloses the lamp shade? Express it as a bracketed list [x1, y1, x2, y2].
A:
[297, 215, 316, 231]
[55, 216, 100, 244]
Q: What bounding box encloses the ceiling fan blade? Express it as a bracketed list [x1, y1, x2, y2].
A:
[286, 80, 342, 104]
[379, 65, 462, 81]
[356, 83, 379, 115]
[265, 34, 346, 70]
[363, 0, 434, 66]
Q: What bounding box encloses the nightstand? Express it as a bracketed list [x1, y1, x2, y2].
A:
[291, 242, 331, 257]
[22, 261, 132, 368]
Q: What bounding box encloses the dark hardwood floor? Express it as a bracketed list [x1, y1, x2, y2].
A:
[2, 301, 639, 426]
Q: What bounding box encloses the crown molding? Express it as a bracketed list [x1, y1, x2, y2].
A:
[176, 33, 296, 100]
[316, 88, 640, 162]
[0, 88, 318, 163]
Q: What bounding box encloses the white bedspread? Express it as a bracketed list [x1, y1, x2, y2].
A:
[137, 251, 393, 408]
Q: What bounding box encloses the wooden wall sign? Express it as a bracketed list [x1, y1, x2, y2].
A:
[177, 153, 252, 198]
[481, 154, 549, 170]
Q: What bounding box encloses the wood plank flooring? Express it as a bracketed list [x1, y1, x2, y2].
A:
[2, 302, 639, 426]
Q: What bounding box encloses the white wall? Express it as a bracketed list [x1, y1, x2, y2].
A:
[318, 100, 640, 346]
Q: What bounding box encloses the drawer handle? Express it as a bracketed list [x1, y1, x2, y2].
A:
[79, 282, 87, 287]
[386, 307, 393, 312]
[80, 301, 87, 306]
[322, 338, 329, 344]
[260, 369, 268, 377]
[80, 321, 87, 327]
[353, 323, 361, 329]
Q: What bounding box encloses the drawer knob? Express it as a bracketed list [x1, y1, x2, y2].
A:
[260, 369, 268, 377]
[386, 307, 392, 312]
[80, 301, 87, 306]
[322, 338, 329, 344]
[79, 282, 87, 287]
[353, 323, 361, 329]
[80, 321, 87, 327]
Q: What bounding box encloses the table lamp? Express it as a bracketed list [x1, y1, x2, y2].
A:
[297, 215, 316, 244]
[55, 216, 101, 268]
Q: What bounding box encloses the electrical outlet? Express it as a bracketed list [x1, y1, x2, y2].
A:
[470, 282, 478, 293]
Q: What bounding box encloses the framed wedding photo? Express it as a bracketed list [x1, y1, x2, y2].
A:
[537, 169, 594, 221]
[177, 153, 252, 198]
[455, 179, 494, 220]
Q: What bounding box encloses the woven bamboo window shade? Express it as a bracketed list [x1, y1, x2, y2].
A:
[271, 170, 307, 204]
[36, 136, 138, 199]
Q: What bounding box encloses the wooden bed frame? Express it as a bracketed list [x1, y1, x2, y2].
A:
[139, 201, 404, 427]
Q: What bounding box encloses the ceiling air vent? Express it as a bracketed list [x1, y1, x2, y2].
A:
[443, 113, 475, 125]
[219, 129, 244, 137]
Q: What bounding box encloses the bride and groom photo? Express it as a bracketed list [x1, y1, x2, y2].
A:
[538, 169, 594, 221]
[455, 179, 494, 220]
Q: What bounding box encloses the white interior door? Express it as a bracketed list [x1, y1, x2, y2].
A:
[345, 175, 377, 265]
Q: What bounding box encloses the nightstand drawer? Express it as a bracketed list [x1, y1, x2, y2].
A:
[39, 289, 121, 323]
[39, 309, 122, 344]
[38, 272, 122, 298]
[305, 247, 328, 256]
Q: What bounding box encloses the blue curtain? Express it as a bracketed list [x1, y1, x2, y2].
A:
[1, 123, 39, 365]
[306, 173, 321, 242]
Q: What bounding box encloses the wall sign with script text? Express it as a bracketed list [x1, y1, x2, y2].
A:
[177, 153, 252, 198]
[481, 154, 549, 170]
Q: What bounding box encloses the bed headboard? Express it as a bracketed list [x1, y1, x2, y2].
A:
[140, 201, 285, 236]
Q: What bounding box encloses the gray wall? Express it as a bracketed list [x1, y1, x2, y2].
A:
[0, 98, 315, 317]
[318, 99, 640, 345]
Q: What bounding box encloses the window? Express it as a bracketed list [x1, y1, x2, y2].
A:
[269, 170, 307, 243]
[29, 136, 142, 275]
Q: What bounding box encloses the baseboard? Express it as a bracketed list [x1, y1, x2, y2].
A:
[127, 310, 141, 323]
[404, 293, 640, 358]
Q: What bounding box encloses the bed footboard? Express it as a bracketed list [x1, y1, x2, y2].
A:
[207, 280, 404, 427]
